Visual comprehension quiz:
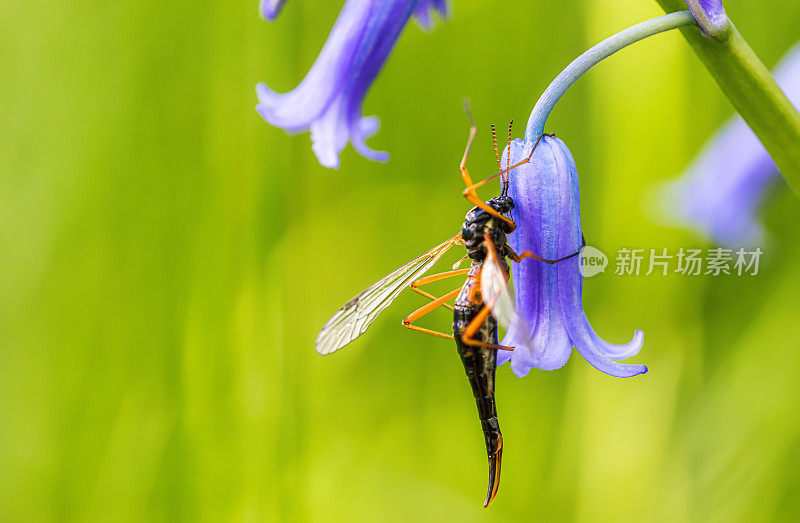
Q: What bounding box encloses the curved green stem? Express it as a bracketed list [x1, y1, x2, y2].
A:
[526, 11, 697, 141]
[657, 0, 800, 196]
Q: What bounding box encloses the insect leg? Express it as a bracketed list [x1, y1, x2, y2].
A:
[460, 304, 515, 351]
[401, 287, 462, 340]
[508, 235, 586, 265]
[410, 268, 470, 311]
[459, 124, 516, 229]
[452, 254, 470, 270]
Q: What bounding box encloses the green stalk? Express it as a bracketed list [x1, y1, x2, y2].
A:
[657, 0, 800, 196]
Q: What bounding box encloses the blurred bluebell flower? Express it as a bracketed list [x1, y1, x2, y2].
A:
[256, 0, 448, 168]
[500, 136, 646, 378]
[659, 42, 800, 246]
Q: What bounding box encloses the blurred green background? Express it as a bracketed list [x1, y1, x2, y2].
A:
[3, 0, 800, 521]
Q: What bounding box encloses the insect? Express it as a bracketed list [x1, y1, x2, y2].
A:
[315, 113, 583, 507]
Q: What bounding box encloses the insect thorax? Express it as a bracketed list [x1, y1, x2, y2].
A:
[461, 196, 515, 261]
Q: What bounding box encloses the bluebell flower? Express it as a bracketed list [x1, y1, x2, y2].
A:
[256, 0, 448, 168]
[499, 135, 646, 378]
[659, 42, 800, 246]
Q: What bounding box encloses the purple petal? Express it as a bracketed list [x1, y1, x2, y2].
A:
[659, 41, 800, 246]
[310, 103, 383, 169]
[310, 97, 350, 169]
[260, 0, 288, 21]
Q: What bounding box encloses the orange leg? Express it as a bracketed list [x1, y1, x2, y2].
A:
[402, 287, 462, 340]
[410, 268, 470, 312]
[460, 303, 514, 351]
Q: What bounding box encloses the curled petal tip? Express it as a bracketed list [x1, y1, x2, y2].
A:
[352, 141, 389, 162]
[581, 358, 648, 378]
[572, 338, 649, 378]
[369, 151, 390, 163]
[352, 116, 389, 163]
[595, 329, 644, 360]
[686, 0, 731, 40]
[566, 316, 647, 378]
[255, 82, 273, 101]
[311, 141, 341, 169]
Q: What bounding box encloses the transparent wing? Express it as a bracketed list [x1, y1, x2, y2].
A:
[315, 234, 462, 355]
[480, 234, 534, 348]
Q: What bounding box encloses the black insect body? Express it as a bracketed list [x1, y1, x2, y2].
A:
[452, 196, 517, 506]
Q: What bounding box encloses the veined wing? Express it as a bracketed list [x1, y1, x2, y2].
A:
[481, 233, 534, 349]
[315, 233, 463, 355]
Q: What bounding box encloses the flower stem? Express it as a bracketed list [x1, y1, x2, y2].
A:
[656, 0, 800, 196]
[526, 11, 697, 141]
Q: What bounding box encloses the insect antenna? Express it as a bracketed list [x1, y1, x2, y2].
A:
[501, 120, 513, 197]
[491, 123, 502, 169]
